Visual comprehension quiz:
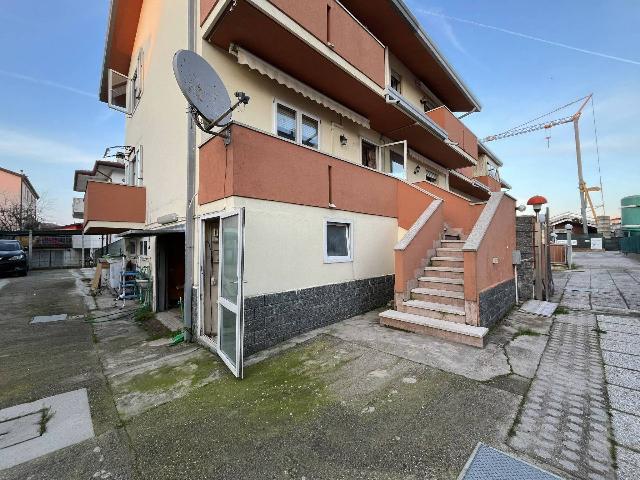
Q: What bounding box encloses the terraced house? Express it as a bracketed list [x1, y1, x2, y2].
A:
[76, 0, 516, 377]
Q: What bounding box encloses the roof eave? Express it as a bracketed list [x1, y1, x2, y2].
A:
[389, 0, 482, 113]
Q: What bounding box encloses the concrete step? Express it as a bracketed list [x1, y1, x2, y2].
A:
[431, 256, 464, 268]
[411, 287, 465, 307]
[436, 247, 463, 259]
[423, 266, 464, 280]
[441, 240, 465, 249]
[418, 276, 464, 292]
[400, 300, 466, 323]
[379, 310, 487, 348]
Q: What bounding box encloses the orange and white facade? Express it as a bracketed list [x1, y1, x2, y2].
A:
[0, 166, 39, 217]
[87, 0, 516, 374]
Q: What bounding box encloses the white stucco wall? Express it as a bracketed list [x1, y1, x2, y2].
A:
[194, 196, 397, 297]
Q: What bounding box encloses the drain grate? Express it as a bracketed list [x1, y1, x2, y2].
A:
[458, 443, 564, 480]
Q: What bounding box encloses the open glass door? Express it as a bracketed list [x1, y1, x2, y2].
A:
[217, 209, 245, 378]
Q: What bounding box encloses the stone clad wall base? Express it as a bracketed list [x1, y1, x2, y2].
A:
[516, 216, 535, 302]
[478, 278, 516, 328]
[243, 275, 394, 356]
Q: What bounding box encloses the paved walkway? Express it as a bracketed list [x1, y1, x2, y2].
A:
[509, 251, 640, 480]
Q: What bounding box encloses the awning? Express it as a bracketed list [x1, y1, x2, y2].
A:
[230, 44, 370, 128]
[120, 223, 185, 238]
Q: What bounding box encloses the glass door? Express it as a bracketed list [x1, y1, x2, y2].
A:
[217, 208, 245, 378]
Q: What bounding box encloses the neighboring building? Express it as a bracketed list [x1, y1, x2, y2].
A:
[80, 0, 517, 376]
[0, 166, 39, 229]
[549, 212, 597, 235]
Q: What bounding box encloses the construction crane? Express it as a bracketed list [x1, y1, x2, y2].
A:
[482, 94, 602, 231]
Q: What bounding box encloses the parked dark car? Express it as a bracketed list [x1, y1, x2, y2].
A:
[0, 240, 28, 276]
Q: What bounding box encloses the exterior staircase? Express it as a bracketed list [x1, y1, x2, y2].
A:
[379, 233, 489, 347]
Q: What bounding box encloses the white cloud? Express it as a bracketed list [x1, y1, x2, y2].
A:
[420, 8, 467, 55]
[0, 127, 95, 166]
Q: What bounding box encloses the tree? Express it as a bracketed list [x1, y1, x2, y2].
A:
[0, 194, 44, 231]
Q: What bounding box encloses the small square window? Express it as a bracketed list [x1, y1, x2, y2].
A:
[276, 104, 297, 141]
[301, 115, 319, 149]
[324, 220, 352, 263]
[390, 71, 401, 93]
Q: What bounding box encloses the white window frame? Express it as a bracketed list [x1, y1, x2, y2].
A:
[134, 145, 143, 186]
[323, 219, 353, 264]
[273, 99, 320, 150]
[107, 49, 143, 115]
[390, 70, 402, 93]
[107, 68, 130, 114]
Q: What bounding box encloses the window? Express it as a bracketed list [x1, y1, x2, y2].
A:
[127, 241, 136, 255]
[390, 150, 405, 178]
[361, 140, 378, 169]
[275, 102, 320, 149]
[140, 240, 148, 256]
[276, 104, 297, 141]
[390, 71, 402, 93]
[107, 49, 143, 114]
[324, 220, 352, 263]
[124, 146, 143, 186]
[425, 170, 438, 183]
[301, 115, 319, 148]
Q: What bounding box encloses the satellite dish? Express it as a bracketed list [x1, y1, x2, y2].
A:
[172, 49, 249, 135]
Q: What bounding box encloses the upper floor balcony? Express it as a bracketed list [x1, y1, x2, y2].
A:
[426, 106, 478, 160]
[83, 181, 146, 234]
[203, 0, 477, 170]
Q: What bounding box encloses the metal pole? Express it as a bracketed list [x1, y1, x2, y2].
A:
[28, 230, 32, 269]
[573, 118, 589, 234]
[81, 231, 85, 268]
[183, 0, 197, 342]
[566, 226, 573, 269]
[534, 219, 543, 300]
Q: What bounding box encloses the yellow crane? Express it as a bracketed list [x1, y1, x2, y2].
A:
[482, 94, 603, 230]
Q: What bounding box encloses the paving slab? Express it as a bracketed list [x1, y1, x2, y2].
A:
[598, 321, 640, 335]
[519, 300, 558, 317]
[607, 385, 640, 416]
[0, 389, 94, 471]
[602, 351, 640, 372]
[508, 318, 615, 479]
[29, 313, 68, 324]
[600, 339, 640, 356]
[605, 365, 640, 390]
[553, 312, 597, 327]
[611, 410, 640, 451]
[616, 447, 640, 480]
[505, 334, 548, 379]
[600, 330, 640, 344]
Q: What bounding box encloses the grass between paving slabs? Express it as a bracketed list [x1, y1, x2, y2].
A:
[39, 407, 54, 435]
[554, 306, 569, 315]
[513, 328, 541, 338]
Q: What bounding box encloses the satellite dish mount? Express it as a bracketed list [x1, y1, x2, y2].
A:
[173, 49, 250, 143]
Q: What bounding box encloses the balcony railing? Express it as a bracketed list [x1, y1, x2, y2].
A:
[83, 181, 146, 233]
[426, 106, 478, 160]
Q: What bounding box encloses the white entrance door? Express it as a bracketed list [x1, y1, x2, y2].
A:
[216, 209, 245, 378]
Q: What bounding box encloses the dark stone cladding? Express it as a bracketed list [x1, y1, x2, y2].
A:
[478, 278, 516, 328]
[243, 275, 394, 356]
[516, 216, 535, 302]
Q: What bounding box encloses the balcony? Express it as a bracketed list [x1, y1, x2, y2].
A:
[426, 106, 478, 160]
[83, 181, 146, 234]
[198, 123, 438, 230]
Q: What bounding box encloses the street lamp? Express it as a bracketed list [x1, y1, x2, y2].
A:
[527, 195, 548, 222]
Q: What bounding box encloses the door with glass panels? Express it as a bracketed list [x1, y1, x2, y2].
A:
[217, 209, 245, 378]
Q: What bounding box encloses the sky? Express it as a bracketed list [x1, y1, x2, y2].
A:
[0, 1, 638, 224]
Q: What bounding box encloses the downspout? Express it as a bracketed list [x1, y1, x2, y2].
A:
[183, 0, 197, 342]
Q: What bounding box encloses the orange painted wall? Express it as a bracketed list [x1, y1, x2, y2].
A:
[464, 195, 516, 301]
[200, 0, 220, 25]
[476, 175, 501, 192]
[84, 181, 146, 225]
[415, 181, 483, 235]
[199, 125, 401, 219]
[394, 201, 442, 293]
[0, 169, 21, 202]
[426, 107, 478, 159]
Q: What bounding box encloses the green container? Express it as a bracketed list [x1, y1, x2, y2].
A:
[621, 195, 640, 236]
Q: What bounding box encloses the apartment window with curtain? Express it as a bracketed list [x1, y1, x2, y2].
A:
[275, 102, 319, 149]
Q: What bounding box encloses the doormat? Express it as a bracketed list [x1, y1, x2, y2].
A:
[519, 300, 558, 317]
[30, 314, 68, 324]
[0, 388, 94, 470]
[458, 443, 563, 480]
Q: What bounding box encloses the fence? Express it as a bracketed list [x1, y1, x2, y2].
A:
[621, 236, 640, 254]
[550, 244, 566, 264]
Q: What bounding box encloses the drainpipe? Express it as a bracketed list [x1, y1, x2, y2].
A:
[183, 0, 197, 342]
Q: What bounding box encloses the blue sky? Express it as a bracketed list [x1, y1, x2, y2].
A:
[0, 1, 638, 224]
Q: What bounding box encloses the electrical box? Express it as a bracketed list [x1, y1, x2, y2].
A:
[512, 250, 522, 265]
